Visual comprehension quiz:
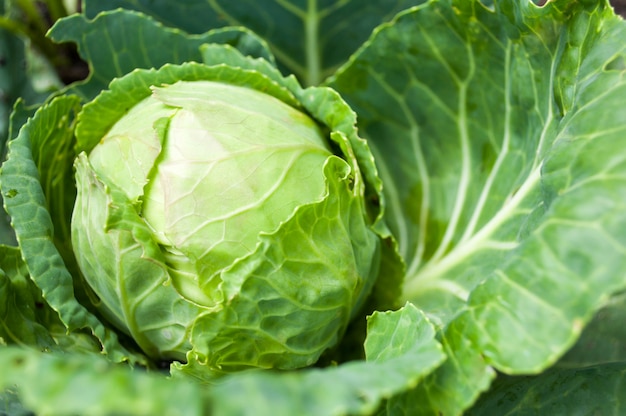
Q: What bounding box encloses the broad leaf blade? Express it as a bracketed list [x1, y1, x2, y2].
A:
[382, 322, 495, 416]
[461, 1, 626, 372]
[558, 291, 626, 368]
[0, 96, 143, 363]
[0, 348, 204, 416]
[329, 0, 626, 411]
[328, 0, 565, 325]
[206, 303, 445, 416]
[48, 9, 273, 100]
[83, 0, 429, 85]
[0, 245, 56, 348]
[467, 363, 626, 415]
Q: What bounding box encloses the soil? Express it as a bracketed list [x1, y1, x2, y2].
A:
[613, 0, 626, 16]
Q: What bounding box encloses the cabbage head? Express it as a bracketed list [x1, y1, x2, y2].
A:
[70, 60, 393, 376]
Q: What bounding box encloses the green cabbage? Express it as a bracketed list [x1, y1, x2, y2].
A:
[70, 62, 386, 374]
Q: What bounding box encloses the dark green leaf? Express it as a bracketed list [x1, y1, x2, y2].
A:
[0, 387, 33, 416]
[558, 291, 626, 368]
[48, 10, 273, 100]
[84, 0, 429, 85]
[468, 363, 626, 415]
[0, 245, 56, 348]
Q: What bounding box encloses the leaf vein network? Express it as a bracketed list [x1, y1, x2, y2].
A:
[365, 68, 431, 271]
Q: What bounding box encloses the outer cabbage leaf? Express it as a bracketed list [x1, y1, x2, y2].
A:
[47, 9, 273, 100]
[467, 363, 626, 415]
[0, 303, 443, 416]
[0, 347, 205, 416]
[381, 325, 495, 415]
[83, 0, 429, 85]
[0, 96, 145, 364]
[558, 291, 626, 368]
[205, 302, 444, 416]
[0, 23, 51, 246]
[0, 245, 56, 348]
[0, 243, 102, 353]
[329, 0, 626, 413]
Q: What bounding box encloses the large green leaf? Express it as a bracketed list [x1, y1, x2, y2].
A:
[0, 27, 31, 246]
[0, 27, 25, 154]
[557, 291, 626, 368]
[329, 0, 626, 412]
[0, 303, 443, 416]
[0, 245, 56, 348]
[205, 303, 444, 416]
[467, 362, 626, 415]
[48, 9, 273, 100]
[382, 324, 495, 415]
[0, 347, 205, 416]
[0, 96, 144, 364]
[496, 291, 626, 415]
[0, 243, 103, 353]
[83, 0, 429, 85]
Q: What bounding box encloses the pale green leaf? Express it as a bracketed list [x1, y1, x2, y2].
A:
[382, 321, 495, 416]
[0, 96, 145, 364]
[329, 0, 626, 412]
[205, 302, 444, 416]
[72, 154, 201, 361]
[0, 348, 204, 416]
[0, 302, 443, 416]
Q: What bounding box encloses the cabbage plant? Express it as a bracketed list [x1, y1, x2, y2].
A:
[70, 61, 388, 373]
[1, 0, 626, 415]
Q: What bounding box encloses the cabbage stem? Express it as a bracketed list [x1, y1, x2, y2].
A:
[305, 0, 321, 86]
